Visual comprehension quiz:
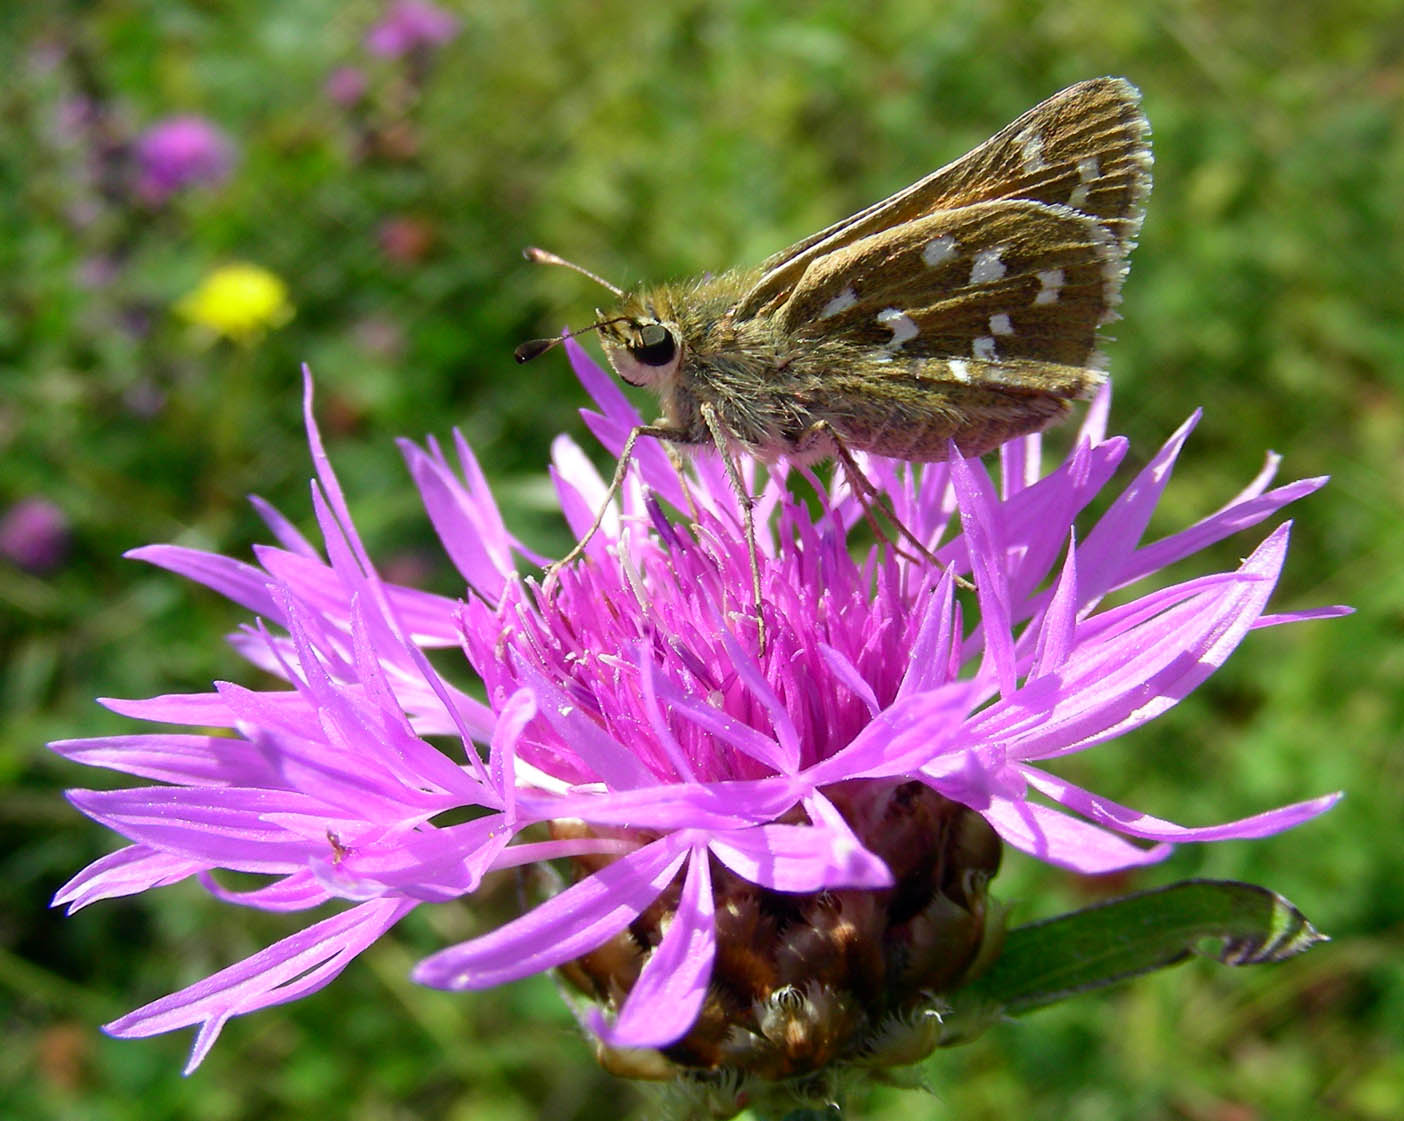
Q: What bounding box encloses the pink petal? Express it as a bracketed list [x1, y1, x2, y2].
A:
[591, 846, 715, 1048]
[199, 868, 334, 911]
[105, 897, 415, 1072]
[1021, 767, 1343, 842]
[53, 844, 206, 911]
[982, 796, 1171, 873]
[67, 786, 333, 872]
[126, 544, 279, 620]
[949, 450, 1016, 698]
[49, 733, 282, 787]
[707, 819, 891, 892]
[411, 836, 689, 989]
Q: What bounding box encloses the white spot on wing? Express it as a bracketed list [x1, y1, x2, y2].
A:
[989, 313, 1013, 336]
[969, 250, 1006, 286]
[877, 307, 919, 349]
[820, 286, 858, 319]
[1017, 126, 1046, 173]
[978, 364, 1022, 386]
[973, 336, 997, 360]
[1068, 157, 1099, 210]
[1034, 267, 1064, 305]
[922, 235, 958, 267]
[948, 359, 971, 383]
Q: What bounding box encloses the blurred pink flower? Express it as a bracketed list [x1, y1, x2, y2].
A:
[325, 66, 368, 106]
[133, 116, 234, 204]
[365, 1, 459, 58]
[1, 498, 71, 572]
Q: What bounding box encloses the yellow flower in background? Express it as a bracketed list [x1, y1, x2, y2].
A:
[177, 263, 293, 341]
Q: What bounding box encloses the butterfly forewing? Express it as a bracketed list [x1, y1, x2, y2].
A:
[933, 76, 1153, 249]
[737, 76, 1150, 320]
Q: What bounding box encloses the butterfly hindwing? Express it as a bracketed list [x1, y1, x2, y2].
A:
[778, 200, 1122, 370]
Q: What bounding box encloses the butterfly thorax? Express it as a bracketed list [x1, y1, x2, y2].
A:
[600, 270, 833, 462]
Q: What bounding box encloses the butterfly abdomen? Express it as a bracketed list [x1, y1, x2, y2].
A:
[766, 346, 1095, 462]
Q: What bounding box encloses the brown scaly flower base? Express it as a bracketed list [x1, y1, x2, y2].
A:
[553, 779, 1004, 1095]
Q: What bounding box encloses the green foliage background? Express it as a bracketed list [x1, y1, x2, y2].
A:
[3, 2, 1401, 1119]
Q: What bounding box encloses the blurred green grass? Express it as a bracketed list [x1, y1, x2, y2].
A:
[2, 2, 1401, 1119]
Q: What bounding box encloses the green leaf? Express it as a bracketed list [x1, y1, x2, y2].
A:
[948, 878, 1326, 1030]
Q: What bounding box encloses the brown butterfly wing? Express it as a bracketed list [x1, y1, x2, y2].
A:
[778, 200, 1121, 371]
[735, 77, 1151, 320]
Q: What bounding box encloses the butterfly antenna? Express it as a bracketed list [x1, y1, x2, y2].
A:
[516, 248, 630, 363]
[522, 246, 624, 298]
[514, 314, 635, 364]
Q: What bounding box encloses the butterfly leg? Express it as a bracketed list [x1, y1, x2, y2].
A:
[544, 421, 693, 587]
[659, 437, 704, 526]
[699, 402, 767, 652]
[798, 421, 936, 565]
[804, 422, 974, 589]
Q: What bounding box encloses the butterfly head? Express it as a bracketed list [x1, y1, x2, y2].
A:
[597, 314, 684, 388]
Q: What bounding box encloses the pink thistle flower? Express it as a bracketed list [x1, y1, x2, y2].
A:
[132, 116, 234, 205]
[365, 1, 459, 59]
[53, 342, 1342, 1079]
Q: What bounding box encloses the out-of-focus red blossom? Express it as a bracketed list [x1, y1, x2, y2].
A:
[321, 390, 371, 438]
[365, 1, 459, 58]
[0, 498, 71, 572]
[36, 1023, 90, 1092]
[132, 116, 234, 204]
[378, 215, 436, 264]
[374, 121, 420, 161]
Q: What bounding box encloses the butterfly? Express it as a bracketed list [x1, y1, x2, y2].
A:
[517, 77, 1152, 644]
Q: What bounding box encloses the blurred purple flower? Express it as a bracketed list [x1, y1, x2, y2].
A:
[1, 498, 71, 572]
[352, 315, 406, 359]
[365, 0, 459, 58]
[325, 66, 368, 107]
[75, 255, 119, 289]
[133, 116, 234, 204]
[27, 39, 67, 77]
[56, 97, 99, 138]
[53, 342, 1343, 1073]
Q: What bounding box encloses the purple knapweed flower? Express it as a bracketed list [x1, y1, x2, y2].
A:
[52, 341, 1342, 1079]
[133, 116, 234, 204]
[365, 0, 459, 58]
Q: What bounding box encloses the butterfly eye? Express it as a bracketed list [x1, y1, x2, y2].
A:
[630, 323, 677, 367]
